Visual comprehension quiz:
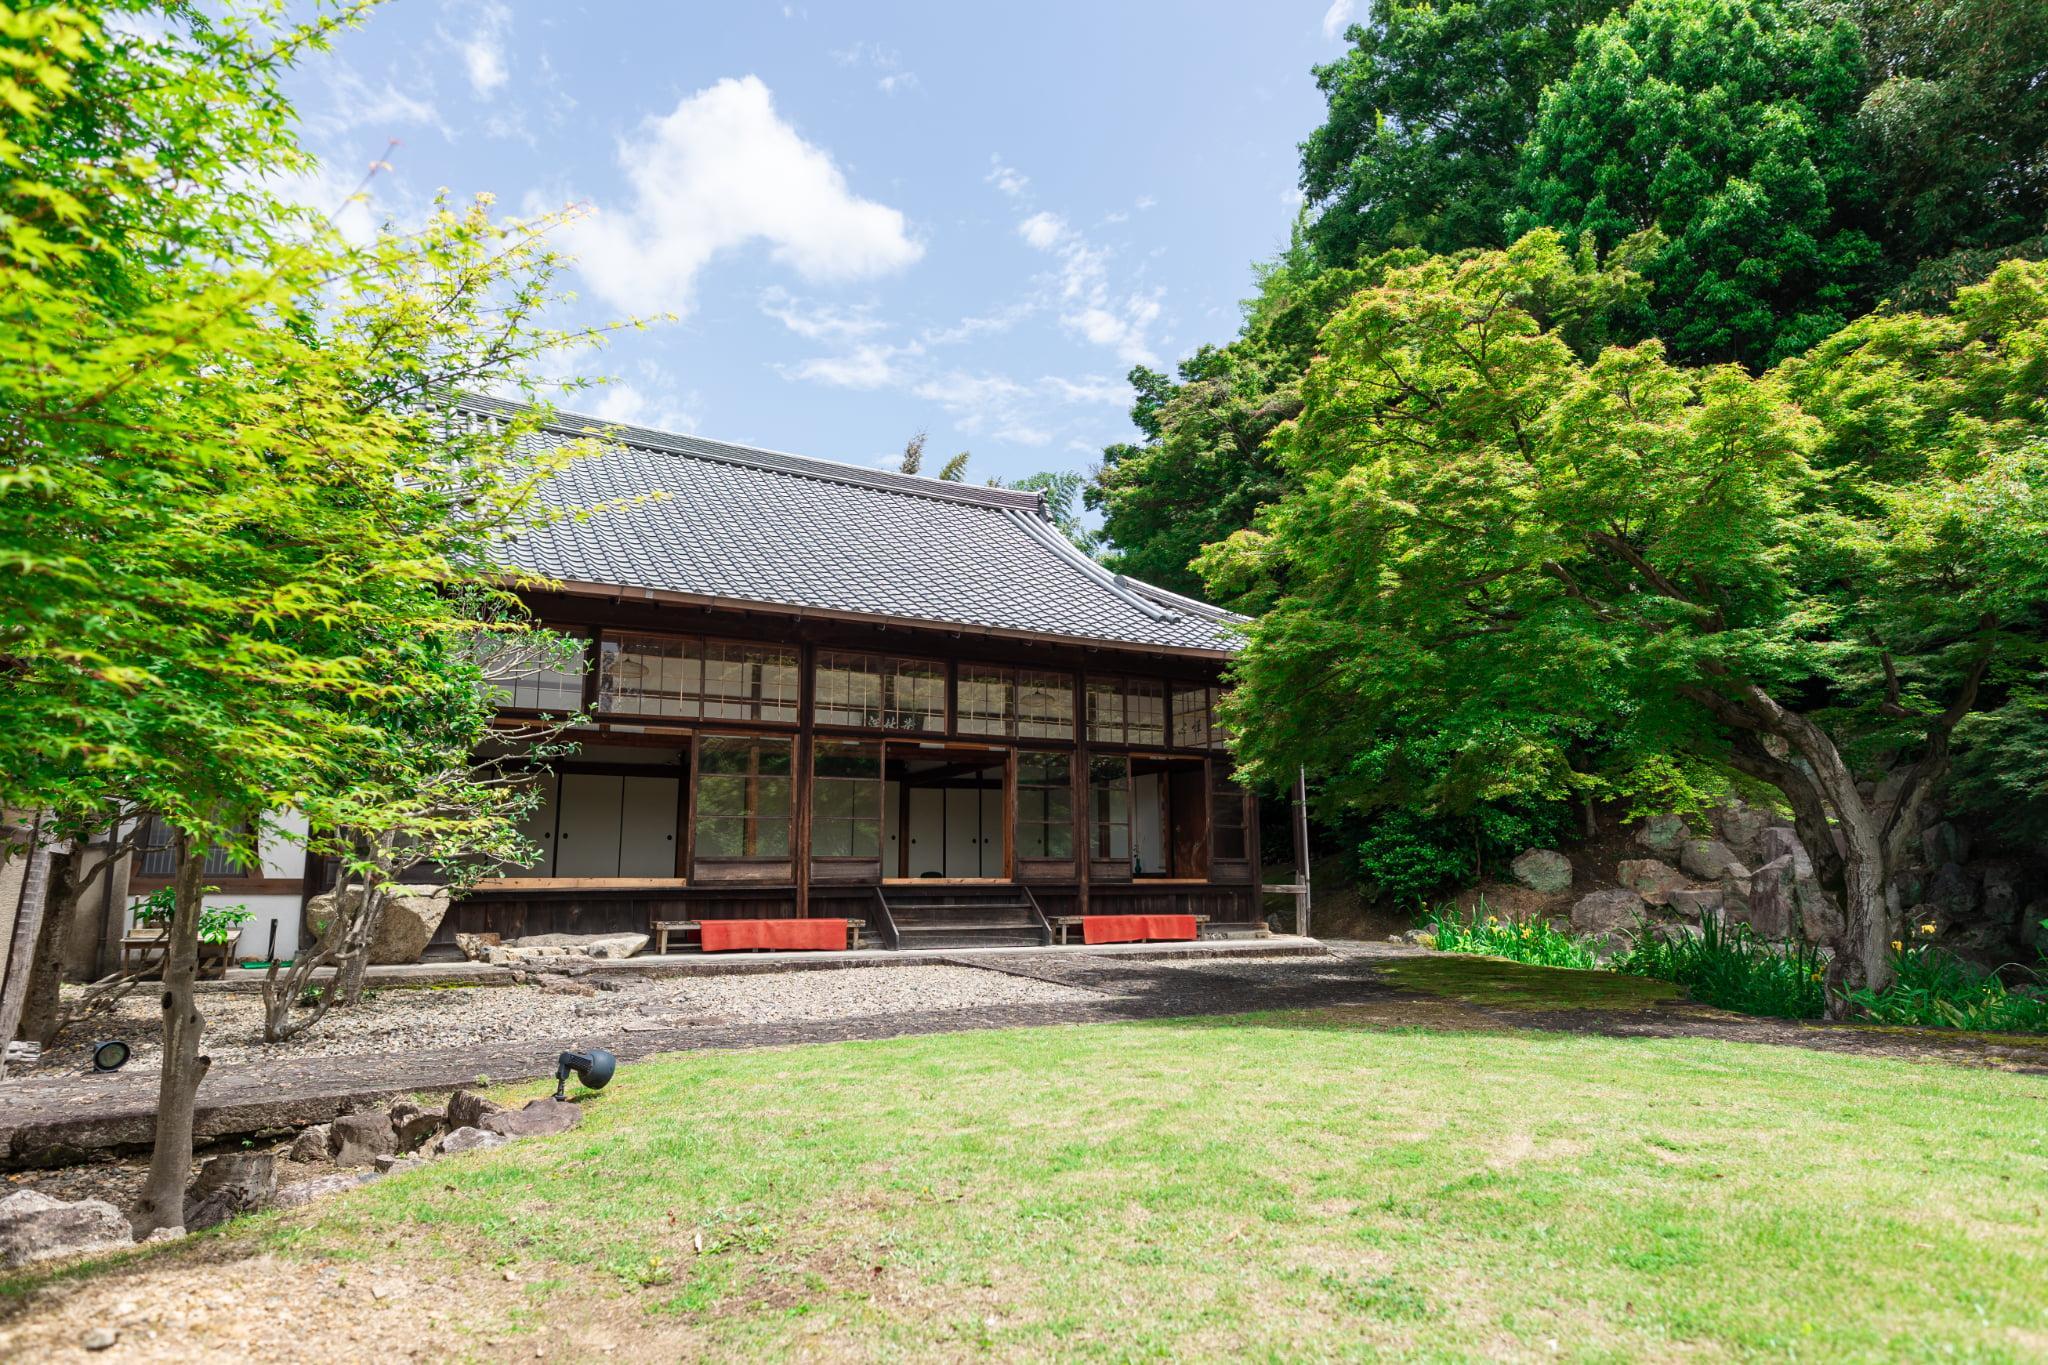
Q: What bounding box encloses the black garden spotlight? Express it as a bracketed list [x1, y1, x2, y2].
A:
[90, 1040, 131, 1073]
[552, 1047, 617, 1101]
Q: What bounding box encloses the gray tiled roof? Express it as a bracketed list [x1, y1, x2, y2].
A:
[467, 397, 1242, 656]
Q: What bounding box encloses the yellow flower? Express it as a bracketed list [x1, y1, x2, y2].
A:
[1920, 922, 1937, 935]
[1487, 915, 1499, 926]
[1891, 940, 1903, 951]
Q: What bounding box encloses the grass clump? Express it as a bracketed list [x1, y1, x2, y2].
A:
[1419, 900, 1599, 969]
[1613, 913, 1827, 1019]
[1849, 944, 2048, 1032]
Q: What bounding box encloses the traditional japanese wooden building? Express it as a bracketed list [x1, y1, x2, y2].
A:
[438, 396, 1261, 952]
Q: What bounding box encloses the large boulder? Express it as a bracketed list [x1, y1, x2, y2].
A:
[1756, 827, 1812, 878]
[1509, 849, 1573, 895]
[1740, 856, 1797, 939]
[1920, 821, 1968, 868]
[437, 1126, 512, 1156]
[495, 932, 649, 963]
[1632, 814, 1688, 856]
[1570, 889, 1643, 938]
[1794, 876, 1844, 943]
[286, 1123, 332, 1164]
[0, 1190, 131, 1267]
[454, 932, 502, 962]
[329, 1111, 398, 1167]
[1713, 801, 1775, 861]
[1664, 888, 1723, 919]
[1979, 863, 2025, 927]
[184, 1153, 276, 1231]
[1922, 863, 1979, 925]
[1616, 859, 1690, 906]
[387, 1101, 444, 1153]
[1679, 838, 1744, 883]
[305, 883, 451, 965]
[445, 1090, 505, 1131]
[271, 1171, 379, 1211]
[479, 1098, 583, 1140]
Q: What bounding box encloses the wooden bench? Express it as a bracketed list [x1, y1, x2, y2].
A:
[1049, 914, 1209, 946]
[652, 919, 866, 954]
[117, 932, 233, 977]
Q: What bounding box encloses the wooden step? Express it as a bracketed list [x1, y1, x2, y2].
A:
[885, 901, 1033, 914]
[896, 918, 1040, 934]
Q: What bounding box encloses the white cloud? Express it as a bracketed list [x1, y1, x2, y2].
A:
[986, 156, 1030, 199]
[913, 371, 1028, 413]
[921, 298, 1038, 346]
[783, 340, 923, 390]
[1134, 194, 1157, 211]
[311, 65, 442, 139]
[565, 76, 922, 315]
[456, 1, 512, 97]
[584, 380, 702, 434]
[1040, 375, 1132, 406]
[264, 152, 423, 247]
[1017, 211, 1066, 251]
[835, 40, 919, 95]
[1066, 295, 1162, 365]
[1321, 0, 1357, 40]
[1011, 197, 1162, 366]
[758, 286, 887, 342]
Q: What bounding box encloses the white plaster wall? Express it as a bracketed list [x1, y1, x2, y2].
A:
[1132, 773, 1165, 875]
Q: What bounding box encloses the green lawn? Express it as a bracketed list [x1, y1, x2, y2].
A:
[1377, 954, 1685, 1010]
[8, 968, 2047, 1360]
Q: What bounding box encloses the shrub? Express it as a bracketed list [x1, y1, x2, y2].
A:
[1848, 947, 2048, 1033]
[1420, 901, 1599, 969]
[1357, 802, 1573, 906]
[1614, 914, 1828, 1020]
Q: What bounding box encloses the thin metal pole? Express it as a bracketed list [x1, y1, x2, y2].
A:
[1292, 766, 1312, 938]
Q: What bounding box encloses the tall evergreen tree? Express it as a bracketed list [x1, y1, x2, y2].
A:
[1512, 0, 1883, 368]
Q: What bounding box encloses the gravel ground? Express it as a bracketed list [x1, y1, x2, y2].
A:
[29, 963, 1099, 1076]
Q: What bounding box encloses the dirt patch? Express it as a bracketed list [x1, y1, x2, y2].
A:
[0, 1232, 754, 1364]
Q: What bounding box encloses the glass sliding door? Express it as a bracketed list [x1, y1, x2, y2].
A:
[693, 736, 794, 881]
[1088, 754, 1133, 882]
[811, 740, 884, 881]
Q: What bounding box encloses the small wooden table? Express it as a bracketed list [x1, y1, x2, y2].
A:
[117, 933, 233, 977]
[119, 930, 168, 973]
[653, 919, 866, 954]
[1048, 914, 1209, 946]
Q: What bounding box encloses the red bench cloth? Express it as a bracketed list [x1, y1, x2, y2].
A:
[1081, 914, 1199, 945]
[699, 919, 847, 953]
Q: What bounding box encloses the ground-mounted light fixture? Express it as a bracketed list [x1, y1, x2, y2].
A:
[552, 1047, 616, 1101]
[90, 1040, 131, 1073]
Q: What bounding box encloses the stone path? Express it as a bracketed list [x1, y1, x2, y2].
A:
[5, 941, 2043, 1167]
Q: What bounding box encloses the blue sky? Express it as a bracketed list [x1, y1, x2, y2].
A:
[287, 1, 1358, 484]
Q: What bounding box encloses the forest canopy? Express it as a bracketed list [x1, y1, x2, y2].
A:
[1085, 0, 2048, 971]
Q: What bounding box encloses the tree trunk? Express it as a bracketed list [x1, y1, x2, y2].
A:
[18, 842, 83, 1045]
[131, 832, 210, 1237]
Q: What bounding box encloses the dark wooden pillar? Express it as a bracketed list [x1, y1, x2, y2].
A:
[1074, 742, 1090, 917]
[794, 641, 814, 919]
[1001, 746, 1018, 881]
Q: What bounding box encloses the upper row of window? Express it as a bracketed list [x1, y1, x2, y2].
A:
[487, 631, 1226, 748]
